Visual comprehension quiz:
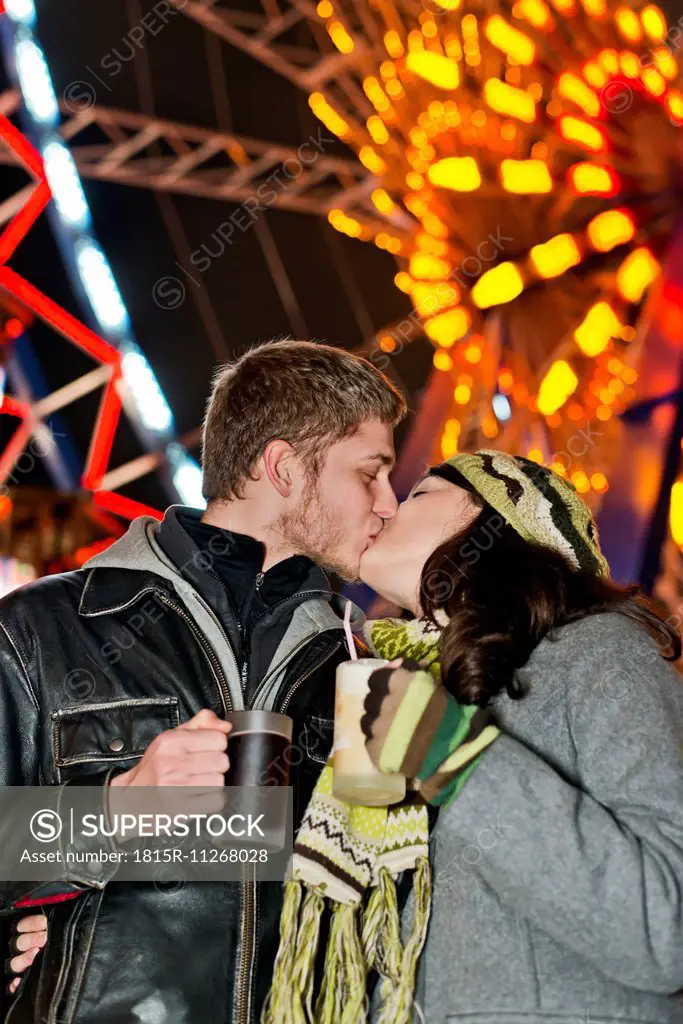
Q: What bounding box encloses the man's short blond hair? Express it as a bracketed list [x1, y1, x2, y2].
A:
[201, 339, 407, 500]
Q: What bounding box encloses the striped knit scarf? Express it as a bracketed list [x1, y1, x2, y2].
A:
[261, 618, 441, 1024]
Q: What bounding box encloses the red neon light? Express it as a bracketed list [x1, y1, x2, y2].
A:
[0, 267, 119, 365]
[0, 180, 51, 265]
[0, 395, 30, 419]
[93, 490, 164, 521]
[82, 365, 122, 490]
[0, 112, 44, 180]
[0, 419, 33, 485]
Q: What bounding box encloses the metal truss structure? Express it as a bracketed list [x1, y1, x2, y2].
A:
[0, 91, 374, 217]
[0, 0, 412, 517]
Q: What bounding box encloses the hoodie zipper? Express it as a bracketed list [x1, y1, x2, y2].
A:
[160, 585, 345, 1024]
[240, 573, 264, 691]
[236, 638, 344, 1023]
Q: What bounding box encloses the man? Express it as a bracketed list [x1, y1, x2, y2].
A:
[0, 339, 405, 1023]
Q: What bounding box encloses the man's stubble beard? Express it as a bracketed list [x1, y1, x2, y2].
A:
[275, 477, 360, 583]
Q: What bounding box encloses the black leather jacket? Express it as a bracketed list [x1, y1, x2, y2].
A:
[0, 513, 363, 1024]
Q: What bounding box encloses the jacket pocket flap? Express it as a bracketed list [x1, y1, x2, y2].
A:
[53, 697, 180, 767]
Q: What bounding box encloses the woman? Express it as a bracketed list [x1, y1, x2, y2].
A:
[355, 449, 683, 1023]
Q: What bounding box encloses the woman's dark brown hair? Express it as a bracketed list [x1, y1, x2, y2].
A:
[419, 466, 682, 705]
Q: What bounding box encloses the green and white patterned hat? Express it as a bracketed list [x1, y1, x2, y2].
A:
[431, 449, 611, 579]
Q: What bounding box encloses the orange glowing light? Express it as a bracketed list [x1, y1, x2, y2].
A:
[425, 307, 471, 346]
[574, 301, 624, 355]
[641, 5, 667, 41]
[538, 360, 578, 415]
[583, 61, 607, 88]
[309, 93, 350, 138]
[500, 158, 552, 193]
[406, 51, 460, 90]
[557, 73, 601, 116]
[485, 79, 537, 122]
[567, 163, 619, 197]
[517, 0, 553, 29]
[558, 115, 606, 152]
[484, 15, 535, 64]
[642, 67, 667, 97]
[616, 247, 660, 302]
[587, 209, 635, 252]
[654, 47, 678, 80]
[428, 156, 482, 191]
[409, 253, 451, 279]
[471, 262, 524, 308]
[530, 233, 581, 278]
[615, 6, 643, 42]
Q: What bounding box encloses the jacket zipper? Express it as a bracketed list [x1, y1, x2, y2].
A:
[160, 586, 343, 1024]
[156, 594, 233, 715]
[280, 639, 343, 715]
[235, 638, 344, 1023]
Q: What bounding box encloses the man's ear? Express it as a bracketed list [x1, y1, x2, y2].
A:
[260, 439, 297, 497]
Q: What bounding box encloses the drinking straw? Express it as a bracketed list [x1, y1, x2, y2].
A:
[343, 598, 357, 660]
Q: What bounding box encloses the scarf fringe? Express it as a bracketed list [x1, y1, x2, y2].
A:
[261, 880, 304, 1024]
[262, 861, 432, 1024]
[315, 902, 368, 1024]
[378, 857, 432, 1024]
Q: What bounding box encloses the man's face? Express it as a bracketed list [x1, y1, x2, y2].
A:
[277, 419, 398, 581]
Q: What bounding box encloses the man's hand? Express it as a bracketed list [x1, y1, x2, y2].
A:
[110, 708, 232, 789]
[7, 913, 47, 994]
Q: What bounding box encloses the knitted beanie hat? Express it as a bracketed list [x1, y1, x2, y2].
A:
[429, 449, 610, 579]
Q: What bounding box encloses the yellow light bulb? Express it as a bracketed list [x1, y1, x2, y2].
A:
[518, 0, 553, 28]
[406, 51, 460, 90]
[425, 308, 471, 347]
[583, 61, 607, 88]
[484, 15, 535, 65]
[327, 20, 354, 54]
[530, 233, 581, 279]
[308, 93, 350, 138]
[615, 6, 643, 42]
[358, 146, 387, 174]
[409, 253, 451, 280]
[367, 115, 389, 144]
[587, 209, 635, 252]
[616, 247, 660, 302]
[428, 156, 482, 192]
[574, 301, 624, 356]
[471, 263, 524, 309]
[433, 350, 454, 371]
[642, 67, 666, 97]
[558, 115, 606, 152]
[484, 79, 537, 122]
[384, 30, 404, 57]
[670, 480, 683, 547]
[537, 360, 578, 416]
[500, 158, 552, 193]
[641, 4, 667, 41]
[654, 47, 678, 80]
[557, 72, 601, 117]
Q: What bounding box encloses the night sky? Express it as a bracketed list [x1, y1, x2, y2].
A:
[0, 0, 434, 509]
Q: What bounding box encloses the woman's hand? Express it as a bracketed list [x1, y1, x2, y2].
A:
[6, 913, 47, 994]
[361, 658, 500, 806]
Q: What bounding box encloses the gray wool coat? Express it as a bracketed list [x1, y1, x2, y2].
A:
[389, 611, 683, 1024]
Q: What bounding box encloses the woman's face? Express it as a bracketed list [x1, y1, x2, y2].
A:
[359, 474, 481, 613]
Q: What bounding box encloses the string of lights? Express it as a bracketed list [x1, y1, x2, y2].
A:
[0, 0, 205, 509]
[308, 0, 682, 498]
